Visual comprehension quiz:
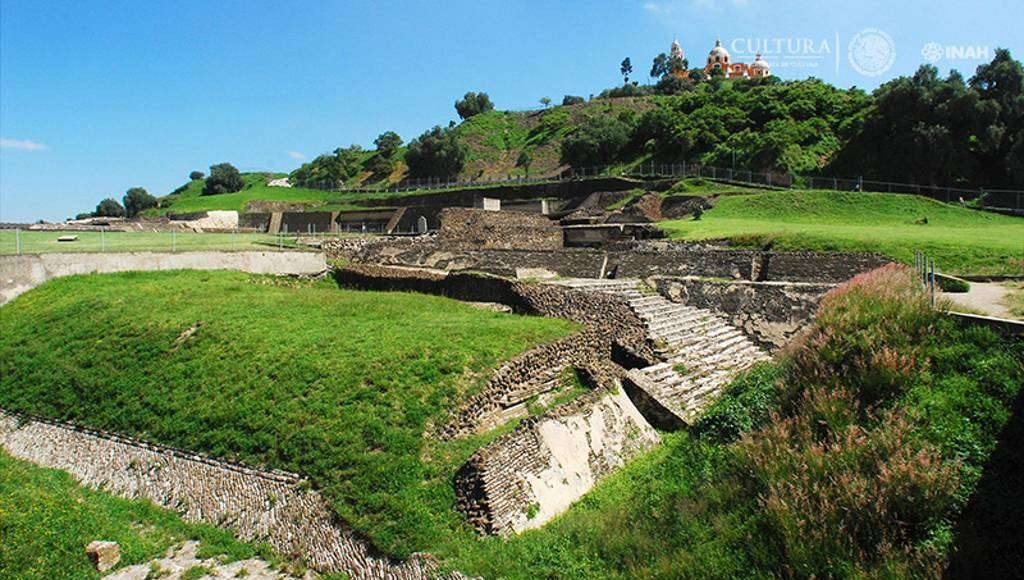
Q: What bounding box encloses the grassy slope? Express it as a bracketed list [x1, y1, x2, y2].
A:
[0, 230, 303, 255]
[0, 450, 268, 579]
[660, 190, 1024, 276]
[151, 174, 342, 215]
[0, 271, 576, 558]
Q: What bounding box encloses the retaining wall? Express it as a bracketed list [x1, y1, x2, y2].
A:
[653, 277, 832, 350]
[454, 385, 660, 535]
[334, 240, 890, 284]
[0, 251, 328, 304]
[0, 411, 433, 579]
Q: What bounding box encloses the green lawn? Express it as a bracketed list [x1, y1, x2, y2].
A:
[0, 450, 269, 579]
[660, 190, 1024, 276]
[0, 230, 312, 255]
[0, 271, 576, 558]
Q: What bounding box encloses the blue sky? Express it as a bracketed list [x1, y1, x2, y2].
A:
[1, 0, 1021, 222]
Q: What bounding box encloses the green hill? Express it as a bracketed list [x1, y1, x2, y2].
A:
[660, 190, 1024, 276]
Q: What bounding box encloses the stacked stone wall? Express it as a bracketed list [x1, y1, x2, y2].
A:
[438, 208, 563, 251]
[0, 411, 434, 579]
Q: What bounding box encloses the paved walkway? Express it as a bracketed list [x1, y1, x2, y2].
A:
[943, 282, 1018, 320]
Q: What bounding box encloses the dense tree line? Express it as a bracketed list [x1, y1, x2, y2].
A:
[289, 147, 365, 188]
[561, 49, 1023, 187]
[831, 48, 1024, 186]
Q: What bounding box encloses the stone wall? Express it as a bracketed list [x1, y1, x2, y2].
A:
[333, 265, 656, 438]
[0, 251, 328, 305]
[653, 277, 832, 350]
[238, 212, 271, 232]
[438, 208, 563, 251]
[333, 239, 891, 284]
[454, 384, 660, 535]
[279, 212, 335, 234]
[0, 411, 434, 579]
[351, 177, 647, 209]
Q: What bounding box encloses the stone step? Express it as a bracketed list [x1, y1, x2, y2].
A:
[634, 302, 703, 319]
[655, 321, 737, 346]
[645, 311, 714, 334]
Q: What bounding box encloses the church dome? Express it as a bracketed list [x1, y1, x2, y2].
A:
[751, 52, 770, 70]
[708, 39, 730, 63]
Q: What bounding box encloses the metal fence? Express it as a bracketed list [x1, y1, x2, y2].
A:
[298, 160, 1024, 212]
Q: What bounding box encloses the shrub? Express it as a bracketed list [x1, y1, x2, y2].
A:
[202, 163, 244, 195]
[404, 125, 466, 178]
[936, 274, 970, 293]
[122, 187, 157, 218]
[94, 198, 125, 218]
[189, 170, 204, 181]
[562, 95, 585, 106]
[455, 91, 494, 119]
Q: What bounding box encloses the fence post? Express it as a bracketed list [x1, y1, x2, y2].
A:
[101, 228, 105, 252]
[15, 228, 20, 255]
[172, 230, 176, 253]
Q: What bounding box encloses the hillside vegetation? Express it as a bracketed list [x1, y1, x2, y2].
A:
[0, 271, 576, 558]
[660, 190, 1024, 276]
[440, 266, 1024, 577]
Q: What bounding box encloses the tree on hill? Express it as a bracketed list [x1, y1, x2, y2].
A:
[202, 163, 245, 195]
[540, 96, 552, 109]
[123, 187, 157, 217]
[455, 92, 494, 119]
[405, 125, 466, 178]
[650, 53, 669, 81]
[290, 146, 364, 188]
[562, 95, 585, 106]
[621, 57, 633, 84]
[516, 150, 532, 178]
[561, 114, 634, 168]
[373, 131, 403, 158]
[95, 198, 125, 218]
[189, 170, 204, 181]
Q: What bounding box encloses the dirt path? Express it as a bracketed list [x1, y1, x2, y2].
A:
[943, 282, 1017, 319]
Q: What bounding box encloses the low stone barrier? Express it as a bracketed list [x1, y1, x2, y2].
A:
[0, 410, 434, 579]
[0, 251, 328, 304]
[454, 383, 660, 535]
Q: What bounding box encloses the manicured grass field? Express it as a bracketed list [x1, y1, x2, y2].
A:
[660, 190, 1024, 276]
[0, 229, 309, 255]
[0, 271, 576, 558]
[0, 450, 268, 579]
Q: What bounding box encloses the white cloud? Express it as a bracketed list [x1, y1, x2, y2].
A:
[0, 138, 48, 151]
[287, 151, 305, 160]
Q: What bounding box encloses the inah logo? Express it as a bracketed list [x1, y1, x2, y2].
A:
[921, 42, 944, 64]
[848, 28, 895, 77]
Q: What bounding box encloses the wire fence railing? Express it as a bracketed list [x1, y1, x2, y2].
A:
[296, 160, 1024, 211]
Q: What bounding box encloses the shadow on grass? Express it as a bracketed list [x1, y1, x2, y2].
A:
[946, 383, 1024, 578]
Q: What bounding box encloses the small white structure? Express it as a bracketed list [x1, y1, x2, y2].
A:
[480, 197, 501, 212]
[268, 177, 292, 188]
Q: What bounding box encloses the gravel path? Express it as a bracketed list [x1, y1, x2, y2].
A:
[943, 282, 1017, 319]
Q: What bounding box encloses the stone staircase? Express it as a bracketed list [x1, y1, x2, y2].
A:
[553, 278, 769, 425]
